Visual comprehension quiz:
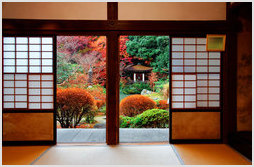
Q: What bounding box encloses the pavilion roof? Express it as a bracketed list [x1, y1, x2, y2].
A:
[124, 64, 153, 73]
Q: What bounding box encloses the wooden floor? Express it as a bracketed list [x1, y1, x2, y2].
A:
[2, 144, 251, 165]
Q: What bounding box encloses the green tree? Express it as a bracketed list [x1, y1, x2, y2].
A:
[126, 36, 169, 73]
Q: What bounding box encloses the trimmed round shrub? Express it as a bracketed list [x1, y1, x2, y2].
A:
[120, 95, 156, 117]
[57, 88, 95, 128]
[133, 109, 169, 128]
[158, 100, 169, 110]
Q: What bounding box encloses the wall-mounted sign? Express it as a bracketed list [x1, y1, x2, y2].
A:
[206, 34, 226, 51]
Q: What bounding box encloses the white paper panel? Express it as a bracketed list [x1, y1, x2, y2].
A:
[4, 81, 14, 87]
[42, 75, 53, 80]
[209, 95, 220, 100]
[4, 37, 15, 44]
[209, 52, 220, 58]
[29, 37, 41, 44]
[16, 45, 28, 51]
[42, 89, 53, 95]
[42, 59, 53, 66]
[17, 52, 28, 58]
[42, 103, 54, 109]
[16, 37, 28, 44]
[16, 59, 28, 66]
[29, 96, 40, 102]
[4, 45, 15, 51]
[197, 45, 206, 51]
[29, 103, 40, 109]
[197, 88, 207, 93]
[172, 45, 183, 51]
[209, 74, 220, 79]
[4, 52, 15, 58]
[172, 67, 183, 72]
[197, 101, 208, 107]
[29, 89, 40, 95]
[185, 88, 196, 94]
[197, 38, 206, 44]
[4, 74, 15, 80]
[197, 94, 207, 100]
[29, 45, 41, 51]
[172, 75, 184, 80]
[29, 59, 41, 65]
[4, 88, 14, 94]
[185, 75, 196, 80]
[15, 74, 27, 80]
[29, 75, 40, 80]
[197, 67, 208, 72]
[184, 52, 195, 58]
[172, 38, 183, 44]
[209, 88, 220, 93]
[4, 59, 15, 65]
[4, 66, 15, 73]
[29, 66, 41, 73]
[15, 88, 27, 94]
[172, 81, 183, 87]
[197, 59, 207, 65]
[42, 52, 53, 58]
[4, 95, 15, 101]
[41, 81, 53, 88]
[197, 74, 208, 79]
[185, 96, 196, 101]
[209, 67, 220, 73]
[172, 103, 183, 108]
[184, 59, 195, 65]
[4, 102, 15, 108]
[172, 96, 184, 102]
[42, 45, 53, 51]
[185, 102, 196, 108]
[209, 60, 220, 66]
[30, 52, 41, 58]
[29, 81, 40, 88]
[15, 81, 27, 87]
[172, 59, 183, 65]
[16, 66, 28, 73]
[185, 81, 196, 87]
[184, 38, 196, 44]
[42, 96, 53, 102]
[15, 95, 27, 101]
[184, 67, 195, 73]
[172, 88, 184, 94]
[209, 81, 220, 86]
[209, 101, 220, 107]
[42, 67, 53, 73]
[197, 80, 207, 86]
[42, 38, 53, 44]
[197, 52, 208, 58]
[184, 45, 195, 51]
[15, 102, 27, 108]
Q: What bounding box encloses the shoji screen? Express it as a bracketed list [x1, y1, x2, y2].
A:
[170, 37, 222, 141]
[2, 36, 55, 144]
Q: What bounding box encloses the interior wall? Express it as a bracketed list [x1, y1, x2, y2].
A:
[2, 2, 107, 20]
[118, 2, 226, 20]
[237, 13, 252, 131]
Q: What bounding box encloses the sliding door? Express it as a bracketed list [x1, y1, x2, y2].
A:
[2, 36, 56, 145]
[170, 36, 222, 142]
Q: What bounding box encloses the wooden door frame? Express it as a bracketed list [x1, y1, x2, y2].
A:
[2, 2, 238, 145]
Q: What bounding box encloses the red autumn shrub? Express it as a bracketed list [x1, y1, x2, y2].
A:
[120, 95, 156, 117]
[158, 100, 169, 110]
[95, 99, 105, 109]
[57, 88, 95, 128]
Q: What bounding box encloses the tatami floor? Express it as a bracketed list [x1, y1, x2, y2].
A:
[2, 144, 251, 165]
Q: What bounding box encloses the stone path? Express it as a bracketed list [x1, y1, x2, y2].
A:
[57, 128, 169, 143]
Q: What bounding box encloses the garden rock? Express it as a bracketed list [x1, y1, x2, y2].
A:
[141, 89, 152, 95]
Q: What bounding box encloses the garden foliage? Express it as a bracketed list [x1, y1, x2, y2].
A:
[120, 95, 156, 117]
[56, 88, 95, 128]
[122, 82, 151, 94]
[120, 109, 169, 128]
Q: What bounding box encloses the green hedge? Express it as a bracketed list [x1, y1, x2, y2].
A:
[120, 109, 169, 128]
[122, 82, 151, 94]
